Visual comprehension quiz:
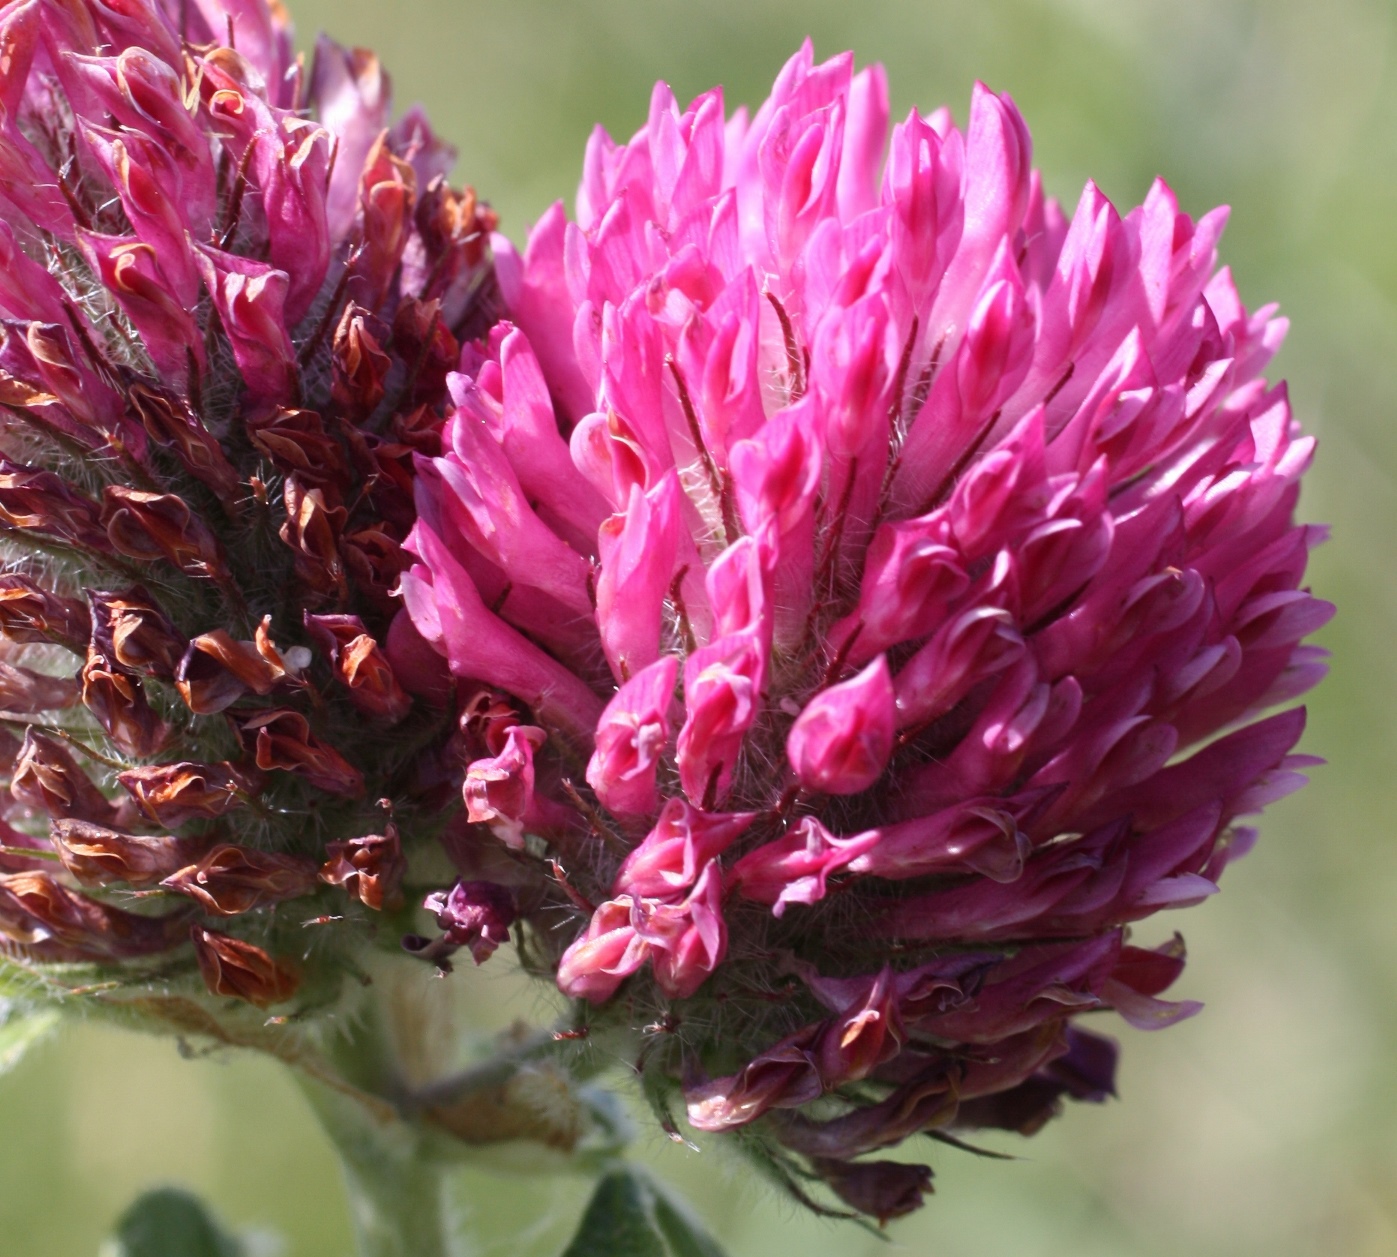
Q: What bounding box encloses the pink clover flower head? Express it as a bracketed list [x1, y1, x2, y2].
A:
[406, 41, 1330, 1218]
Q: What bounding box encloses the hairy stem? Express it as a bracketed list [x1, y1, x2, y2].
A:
[299, 1073, 465, 1257]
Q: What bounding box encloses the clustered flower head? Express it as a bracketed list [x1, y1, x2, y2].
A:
[0, 0, 1331, 1226]
[402, 42, 1330, 1219]
[0, 0, 495, 1011]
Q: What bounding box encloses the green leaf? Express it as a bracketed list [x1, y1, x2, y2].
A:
[560, 1167, 729, 1257]
[106, 1188, 243, 1257]
[647, 1178, 729, 1257]
[0, 1003, 59, 1076]
[561, 1171, 666, 1257]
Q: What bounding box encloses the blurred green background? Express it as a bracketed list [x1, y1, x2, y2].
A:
[4, 0, 1396, 1252]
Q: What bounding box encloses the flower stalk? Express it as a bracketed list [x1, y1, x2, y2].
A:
[301, 1075, 458, 1257]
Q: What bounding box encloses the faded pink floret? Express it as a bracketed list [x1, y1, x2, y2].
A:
[555, 897, 648, 1003]
[423, 879, 517, 966]
[462, 723, 545, 848]
[407, 40, 1329, 1207]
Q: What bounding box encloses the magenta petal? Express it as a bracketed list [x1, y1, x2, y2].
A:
[78, 233, 205, 382]
[464, 725, 546, 848]
[493, 327, 610, 545]
[384, 609, 452, 704]
[189, 0, 295, 99]
[0, 222, 71, 326]
[80, 126, 202, 305]
[614, 798, 754, 898]
[402, 514, 603, 742]
[730, 817, 878, 916]
[431, 426, 593, 619]
[260, 118, 333, 324]
[645, 860, 729, 999]
[676, 627, 765, 805]
[587, 656, 679, 818]
[309, 34, 391, 241]
[596, 472, 682, 683]
[788, 656, 896, 795]
[195, 246, 297, 403]
[557, 898, 650, 1002]
[836, 64, 889, 221]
